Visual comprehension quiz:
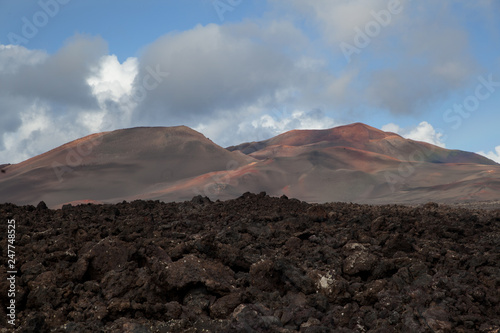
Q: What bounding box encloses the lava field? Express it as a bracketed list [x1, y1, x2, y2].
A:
[1, 193, 500, 332]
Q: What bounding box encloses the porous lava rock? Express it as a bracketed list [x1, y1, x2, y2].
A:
[0, 194, 499, 332]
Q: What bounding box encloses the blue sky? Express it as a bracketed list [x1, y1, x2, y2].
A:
[0, 0, 499, 163]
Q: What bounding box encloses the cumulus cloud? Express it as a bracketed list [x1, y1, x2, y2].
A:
[0, 44, 49, 150]
[477, 146, 500, 164]
[278, 0, 390, 46]
[382, 121, 446, 147]
[0, 24, 348, 163]
[0, 44, 48, 73]
[274, 0, 481, 115]
[86, 54, 139, 131]
[2, 35, 106, 108]
[0, 35, 110, 163]
[244, 108, 338, 140]
[196, 107, 337, 147]
[134, 23, 292, 123]
[366, 14, 477, 114]
[1, 2, 497, 164]
[133, 22, 349, 125]
[0, 100, 93, 163]
[127, 21, 349, 147]
[87, 55, 138, 103]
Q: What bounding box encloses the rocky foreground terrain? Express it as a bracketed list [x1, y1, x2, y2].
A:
[1, 193, 500, 332]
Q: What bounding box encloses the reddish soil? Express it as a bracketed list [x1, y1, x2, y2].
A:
[1, 193, 500, 332]
[1, 124, 499, 208]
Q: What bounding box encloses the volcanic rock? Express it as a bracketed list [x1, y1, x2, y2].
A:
[1, 194, 499, 332]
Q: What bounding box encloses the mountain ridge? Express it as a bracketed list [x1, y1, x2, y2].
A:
[229, 123, 496, 166]
[0, 123, 498, 207]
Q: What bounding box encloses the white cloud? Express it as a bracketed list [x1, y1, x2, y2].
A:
[0, 44, 47, 73]
[134, 23, 298, 123]
[87, 55, 138, 103]
[281, 0, 389, 45]
[477, 146, 500, 164]
[2, 35, 107, 108]
[0, 102, 80, 163]
[275, 0, 480, 115]
[133, 21, 349, 131]
[249, 109, 337, 135]
[195, 107, 337, 147]
[85, 54, 140, 132]
[0, 36, 119, 164]
[0, 25, 345, 163]
[1, 3, 497, 164]
[382, 121, 446, 147]
[1, 104, 51, 162]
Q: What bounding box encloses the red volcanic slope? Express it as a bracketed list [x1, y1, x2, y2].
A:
[267, 123, 393, 146]
[0, 123, 498, 207]
[227, 123, 400, 153]
[228, 123, 496, 166]
[142, 123, 499, 204]
[0, 126, 254, 207]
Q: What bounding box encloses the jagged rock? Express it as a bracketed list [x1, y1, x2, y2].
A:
[1, 195, 499, 332]
[342, 243, 379, 276]
[422, 304, 452, 332]
[230, 304, 282, 331]
[210, 292, 244, 319]
[191, 195, 212, 205]
[82, 236, 132, 280]
[36, 201, 48, 210]
[158, 254, 236, 293]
